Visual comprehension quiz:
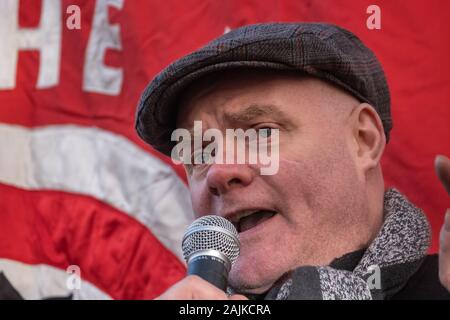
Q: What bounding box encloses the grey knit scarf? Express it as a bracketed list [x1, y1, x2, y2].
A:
[233, 189, 431, 300]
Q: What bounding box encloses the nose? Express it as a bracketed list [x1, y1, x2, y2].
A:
[206, 164, 255, 196]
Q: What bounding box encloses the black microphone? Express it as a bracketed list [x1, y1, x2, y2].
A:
[182, 215, 240, 291]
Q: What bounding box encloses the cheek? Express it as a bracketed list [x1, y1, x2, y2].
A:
[273, 136, 361, 224]
[188, 180, 211, 216]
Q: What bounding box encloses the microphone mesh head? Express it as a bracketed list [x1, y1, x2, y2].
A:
[182, 215, 240, 264]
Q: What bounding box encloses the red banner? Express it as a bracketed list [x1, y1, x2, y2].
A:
[0, 0, 449, 299]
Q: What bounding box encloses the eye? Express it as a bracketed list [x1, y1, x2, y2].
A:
[191, 149, 204, 165]
[202, 149, 214, 164]
[191, 148, 215, 165]
[257, 127, 273, 138]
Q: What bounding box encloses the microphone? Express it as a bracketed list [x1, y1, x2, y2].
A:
[182, 215, 240, 291]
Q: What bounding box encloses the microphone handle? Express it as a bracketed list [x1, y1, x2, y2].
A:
[187, 255, 229, 291]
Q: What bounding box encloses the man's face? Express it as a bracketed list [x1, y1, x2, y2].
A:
[177, 70, 379, 294]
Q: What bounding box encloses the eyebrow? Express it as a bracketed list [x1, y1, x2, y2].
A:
[224, 103, 289, 123]
[185, 103, 291, 136]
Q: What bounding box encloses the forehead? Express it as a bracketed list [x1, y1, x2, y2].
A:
[176, 69, 357, 128]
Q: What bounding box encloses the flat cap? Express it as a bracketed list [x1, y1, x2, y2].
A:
[136, 22, 391, 155]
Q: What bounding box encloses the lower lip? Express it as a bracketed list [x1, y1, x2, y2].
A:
[238, 213, 277, 239]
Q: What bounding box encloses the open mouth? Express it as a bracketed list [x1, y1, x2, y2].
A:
[227, 209, 277, 233]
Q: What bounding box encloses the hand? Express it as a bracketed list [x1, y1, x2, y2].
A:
[435, 155, 450, 291]
[155, 275, 248, 300]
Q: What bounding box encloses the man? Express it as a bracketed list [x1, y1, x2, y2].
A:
[135, 23, 450, 299]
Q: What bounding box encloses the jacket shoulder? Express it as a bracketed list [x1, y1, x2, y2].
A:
[392, 254, 450, 300]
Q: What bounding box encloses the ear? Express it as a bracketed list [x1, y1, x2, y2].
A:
[349, 103, 386, 174]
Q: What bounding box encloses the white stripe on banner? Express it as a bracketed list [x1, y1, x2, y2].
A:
[0, 258, 111, 300]
[0, 123, 194, 260]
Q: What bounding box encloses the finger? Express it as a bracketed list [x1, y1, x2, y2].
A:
[228, 294, 249, 300]
[439, 210, 450, 291]
[156, 275, 229, 300]
[181, 275, 229, 300]
[435, 155, 450, 195]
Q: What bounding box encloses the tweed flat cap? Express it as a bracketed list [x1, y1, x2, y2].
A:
[136, 22, 391, 155]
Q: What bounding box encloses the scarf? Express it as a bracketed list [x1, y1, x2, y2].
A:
[246, 189, 431, 300]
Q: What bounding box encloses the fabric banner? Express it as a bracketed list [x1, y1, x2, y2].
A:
[0, 0, 449, 299]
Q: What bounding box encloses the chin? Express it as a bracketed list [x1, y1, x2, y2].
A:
[228, 258, 280, 294]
